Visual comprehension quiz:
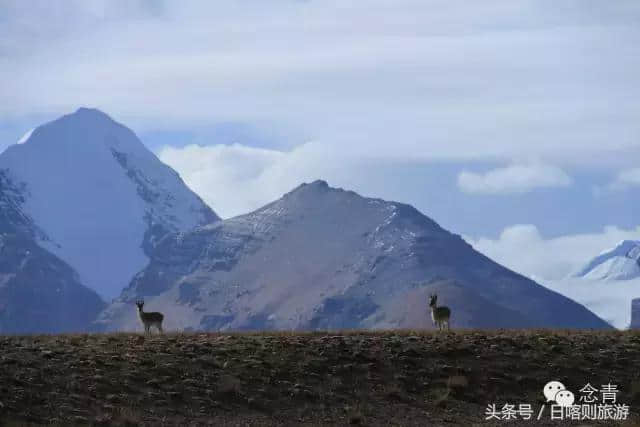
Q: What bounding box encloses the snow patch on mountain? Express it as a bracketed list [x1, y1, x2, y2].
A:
[16, 128, 34, 144]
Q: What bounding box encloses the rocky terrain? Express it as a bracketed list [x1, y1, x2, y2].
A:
[1, 330, 639, 426]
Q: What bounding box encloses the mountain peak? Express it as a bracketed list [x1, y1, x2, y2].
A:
[575, 239, 640, 281]
[74, 106, 107, 114]
[10, 107, 130, 153]
[11, 108, 117, 148]
[70, 107, 114, 121]
[610, 240, 640, 253]
[0, 109, 219, 299]
[60, 107, 119, 128]
[291, 179, 330, 193]
[593, 240, 640, 261]
[280, 179, 340, 202]
[308, 179, 329, 187]
[99, 180, 611, 332]
[286, 180, 370, 201]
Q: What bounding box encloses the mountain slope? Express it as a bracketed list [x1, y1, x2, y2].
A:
[0, 108, 218, 299]
[575, 240, 640, 281]
[0, 170, 105, 333]
[95, 180, 610, 331]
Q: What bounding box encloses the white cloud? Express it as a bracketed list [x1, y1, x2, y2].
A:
[159, 143, 284, 218]
[609, 168, 640, 190]
[593, 168, 640, 195]
[457, 163, 572, 194]
[158, 141, 359, 218]
[2, 1, 640, 168]
[466, 224, 640, 281]
[617, 168, 640, 185]
[159, 140, 455, 219]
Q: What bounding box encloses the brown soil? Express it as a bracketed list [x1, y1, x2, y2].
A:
[0, 330, 639, 426]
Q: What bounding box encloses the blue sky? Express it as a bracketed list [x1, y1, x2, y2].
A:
[1, 0, 639, 279]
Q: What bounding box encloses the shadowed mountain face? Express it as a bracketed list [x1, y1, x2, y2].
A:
[0, 171, 105, 333]
[95, 180, 611, 332]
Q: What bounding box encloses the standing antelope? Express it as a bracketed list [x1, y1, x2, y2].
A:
[429, 294, 451, 331]
[136, 300, 164, 334]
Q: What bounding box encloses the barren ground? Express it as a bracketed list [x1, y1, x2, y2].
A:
[1, 330, 639, 426]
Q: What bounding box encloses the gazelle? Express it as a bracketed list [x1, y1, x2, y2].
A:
[135, 300, 164, 334]
[429, 294, 451, 331]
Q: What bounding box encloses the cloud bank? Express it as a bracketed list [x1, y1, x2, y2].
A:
[466, 224, 640, 281]
[159, 142, 356, 218]
[609, 168, 640, 191]
[457, 164, 572, 194]
[3, 1, 640, 169]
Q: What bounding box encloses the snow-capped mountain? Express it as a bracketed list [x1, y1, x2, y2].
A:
[575, 240, 640, 281]
[0, 108, 218, 299]
[95, 180, 610, 332]
[0, 170, 105, 333]
[541, 240, 640, 329]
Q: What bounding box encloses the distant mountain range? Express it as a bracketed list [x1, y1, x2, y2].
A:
[0, 108, 612, 333]
[574, 240, 640, 281]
